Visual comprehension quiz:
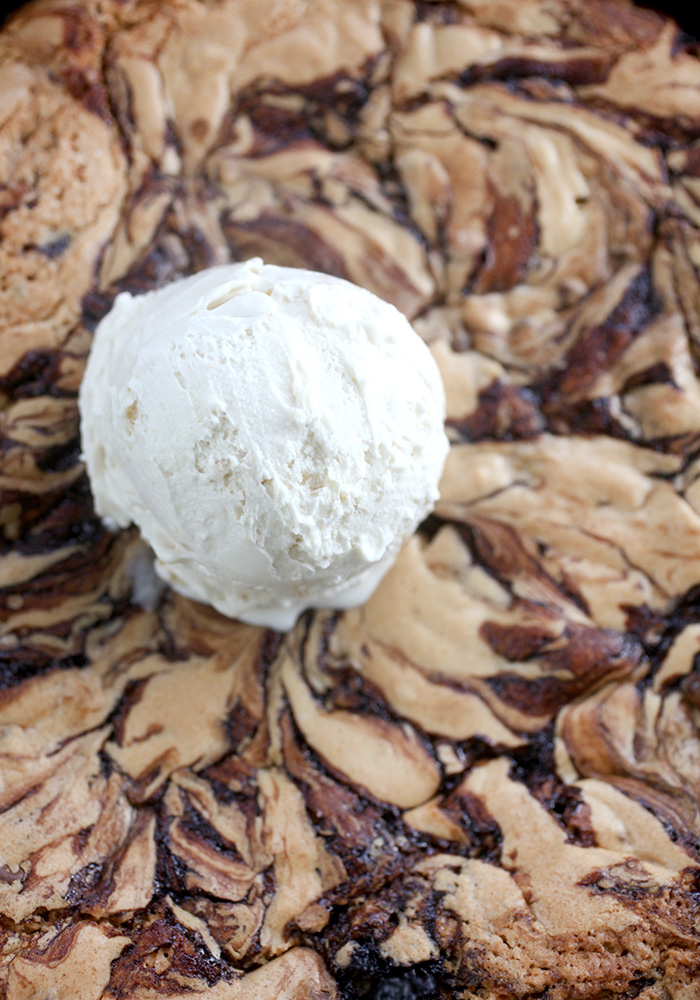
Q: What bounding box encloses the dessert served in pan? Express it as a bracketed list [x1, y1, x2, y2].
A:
[1, 1, 700, 997]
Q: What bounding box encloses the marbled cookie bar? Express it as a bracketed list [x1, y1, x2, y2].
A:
[1, 1, 700, 997]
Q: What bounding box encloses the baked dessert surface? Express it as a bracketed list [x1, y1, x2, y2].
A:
[2, 0, 700, 997]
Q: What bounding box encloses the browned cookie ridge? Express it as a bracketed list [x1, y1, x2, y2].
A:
[2, 1, 700, 998]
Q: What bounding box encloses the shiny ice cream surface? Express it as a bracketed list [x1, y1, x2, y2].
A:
[79, 259, 449, 629]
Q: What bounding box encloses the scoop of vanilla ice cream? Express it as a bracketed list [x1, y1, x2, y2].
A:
[79, 259, 448, 629]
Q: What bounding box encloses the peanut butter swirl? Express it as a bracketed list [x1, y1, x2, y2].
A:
[1, 1, 700, 997]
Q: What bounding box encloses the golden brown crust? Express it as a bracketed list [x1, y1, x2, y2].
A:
[2, 1, 700, 997]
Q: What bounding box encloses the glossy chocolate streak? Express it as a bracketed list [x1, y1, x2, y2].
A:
[2, 1, 700, 998]
[0, 350, 76, 401]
